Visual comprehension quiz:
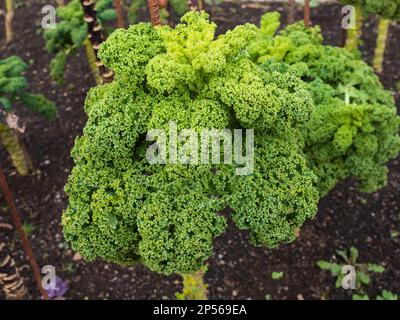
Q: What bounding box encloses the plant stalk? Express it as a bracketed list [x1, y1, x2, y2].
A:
[79, 0, 114, 83]
[197, 0, 203, 11]
[373, 18, 390, 74]
[187, 0, 198, 11]
[5, 0, 14, 43]
[345, 4, 363, 53]
[176, 265, 208, 300]
[287, 0, 295, 25]
[84, 38, 103, 85]
[0, 124, 33, 176]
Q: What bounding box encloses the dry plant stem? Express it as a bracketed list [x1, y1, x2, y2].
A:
[148, 0, 161, 25]
[0, 124, 33, 175]
[114, 0, 125, 28]
[287, 0, 295, 24]
[0, 241, 28, 299]
[198, 0, 203, 11]
[373, 18, 390, 74]
[341, 12, 347, 47]
[187, 0, 198, 11]
[5, 0, 14, 43]
[0, 223, 13, 230]
[14, 130, 34, 174]
[304, 0, 310, 27]
[80, 0, 114, 83]
[345, 4, 363, 52]
[84, 38, 103, 85]
[0, 166, 49, 299]
[210, 0, 217, 16]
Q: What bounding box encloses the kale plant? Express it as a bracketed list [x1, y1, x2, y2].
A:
[63, 12, 319, 275]
[317, 246, 386, 299]
[340, 0, 400, 71]
[0, 56, 56, 119]
[44, 0, 116, 84]
[249, 12, 400, 196]
[0, 55, 57, 175]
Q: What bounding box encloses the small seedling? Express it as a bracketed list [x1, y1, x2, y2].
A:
[352, 290, 399, 300]
[352, 293, 369, 300]
[22, 222, 35, 237]
[317, 246, 385, 298]
[271, 271, 284, 280]
[377, 290, 398, 300]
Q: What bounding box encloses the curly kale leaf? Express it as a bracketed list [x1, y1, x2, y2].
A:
[230, 130, 318, 247]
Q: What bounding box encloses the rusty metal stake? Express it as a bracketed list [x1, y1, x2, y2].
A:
[113, 0, 125, 28]
[148, 0, 161, 26]
[0, 165, 48, 299]
[304, 0, 311, 27]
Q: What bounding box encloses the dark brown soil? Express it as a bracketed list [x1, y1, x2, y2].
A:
[0, 1, 399, 300]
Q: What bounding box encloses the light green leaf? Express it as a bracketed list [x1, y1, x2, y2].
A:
[350, 247, 359, 264]
[357, 272, 370, 285]
[367, 264, 385, 273]
[352, 294, 369, 300]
